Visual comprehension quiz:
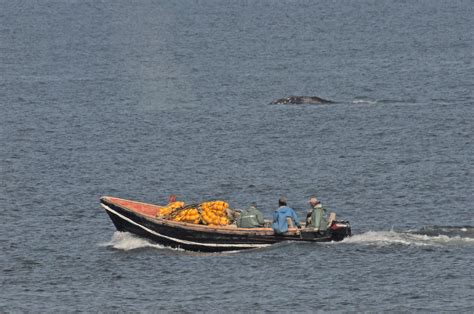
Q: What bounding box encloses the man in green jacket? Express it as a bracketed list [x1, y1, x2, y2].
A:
[306, 196, 329, 231]
[236, 202, 265, 228]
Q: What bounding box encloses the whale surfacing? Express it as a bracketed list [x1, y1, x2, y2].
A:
[271, 95, 334, 105]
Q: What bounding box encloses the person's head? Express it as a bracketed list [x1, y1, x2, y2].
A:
[278, 196, 287, 207]
[168, 194, 177, 203]
[251, 201, 257, 208]
[309, 196, 319, 207]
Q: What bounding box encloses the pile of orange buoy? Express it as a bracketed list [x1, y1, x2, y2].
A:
[200, 201, 230, 226]
[156, 201, 185, 216]
[170, 206, 201, 224]
[157, 200, 232, 226]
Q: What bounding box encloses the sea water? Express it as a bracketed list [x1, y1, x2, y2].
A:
[1, 0, 473, 311]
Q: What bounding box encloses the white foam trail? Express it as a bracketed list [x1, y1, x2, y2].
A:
[342, 230, 474, 247]
[99, 232, 183, 251]
[352, 99, 377, 105]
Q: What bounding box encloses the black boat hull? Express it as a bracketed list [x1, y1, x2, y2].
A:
[101, 197, 351, 252]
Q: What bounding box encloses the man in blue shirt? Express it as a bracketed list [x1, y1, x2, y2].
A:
[272, 196, 301, 234]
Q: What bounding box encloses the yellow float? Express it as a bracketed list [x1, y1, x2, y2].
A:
[157, 201, 185, 217]
[166, 200, 231, 226]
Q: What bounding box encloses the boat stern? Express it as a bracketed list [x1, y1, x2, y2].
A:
[329, 220, 351, 241]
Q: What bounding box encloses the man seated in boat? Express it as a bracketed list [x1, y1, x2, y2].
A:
[236, 202, 265, 228]
[305, 196, 334, 231]
[272, 196, 301, 234]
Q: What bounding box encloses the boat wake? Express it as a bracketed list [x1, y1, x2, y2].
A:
[100, 227, 474, 252]
[410, 225, 474, 238]
[342, 226, 474, 247]
[99, 231, 184, 251]
[99, 232, 245, 255]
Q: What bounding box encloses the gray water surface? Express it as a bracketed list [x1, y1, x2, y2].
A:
[1, 0, 473, 312]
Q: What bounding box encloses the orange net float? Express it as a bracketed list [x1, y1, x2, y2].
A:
[156, 201, 185, 217]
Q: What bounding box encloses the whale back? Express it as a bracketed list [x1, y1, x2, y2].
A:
[271, 95, 334, 105]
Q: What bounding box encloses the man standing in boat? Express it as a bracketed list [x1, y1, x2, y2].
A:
[272, 196, 301, 234]
[306, 196, 329, 231]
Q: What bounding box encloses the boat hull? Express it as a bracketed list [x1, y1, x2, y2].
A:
[101, 197, 351, 252]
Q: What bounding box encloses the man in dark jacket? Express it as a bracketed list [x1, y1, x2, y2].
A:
[236, 202, 265, 228]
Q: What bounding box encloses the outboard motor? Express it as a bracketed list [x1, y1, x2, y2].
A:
[329, 220, 352, 241]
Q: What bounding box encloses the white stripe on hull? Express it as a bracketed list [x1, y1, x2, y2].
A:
[102, 204, 271, 249]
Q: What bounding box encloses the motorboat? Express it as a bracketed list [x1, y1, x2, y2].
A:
[100, 196, 351, 252]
